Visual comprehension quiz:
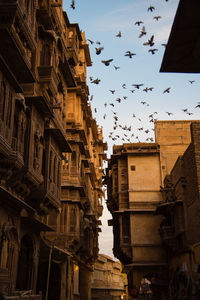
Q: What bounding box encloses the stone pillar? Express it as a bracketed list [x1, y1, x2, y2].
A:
[66, 257, 72, 300]
[79, 265, 91, 300]
[60, 261, 67, 300]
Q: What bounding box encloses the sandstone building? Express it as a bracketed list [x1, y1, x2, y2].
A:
[156, 122, 200, 299]
[0, 1, 107, 300]
[106, 120, 199, 299]
[91, 254, 126, 300]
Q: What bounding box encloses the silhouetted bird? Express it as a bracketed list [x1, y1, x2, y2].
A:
[125, 51, 136, 58]
[132, 83, 144, 89]
[143, 35, 154, 47]
[87, 39, 94, 44]
[153, 16, 161, 21]
[138, 26, 146, 38]
[147, 6, 155, 12]
[95, 47, 104, 55]
[116, 31, 122, 37]
[109, 90, 116, 94]
[70, 0, 75, 9]
[148, 48, 158, 54]
[101, 59, 113, 66]
[91, 78, 101, 84]
[135, 21, 144, 26]
[114, 65, 120, 70]
[189, 80, 195, 84]
[163, 87, 171, 93]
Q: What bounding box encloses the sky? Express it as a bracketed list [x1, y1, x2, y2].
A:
[63, 0, 200, 259]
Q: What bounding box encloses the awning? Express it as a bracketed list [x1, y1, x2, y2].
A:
[40, 237, 72, 263]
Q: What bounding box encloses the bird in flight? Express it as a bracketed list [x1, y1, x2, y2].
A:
[87, 39, 94, 45]
[182, 108, 188, 112]
[95, 47, 104, 55]
[153, 16, 162, 21]
[70, 0, 75, 9]
[116, 31, 122, 37]
[147, 6, 155, 12]
[114, 65, 120, 70]
[109, 90, 116, 94]
[132, 83, 144, 89]
[130, 90, 135, 93]
[148, 87, 154, 91]
[138, 26, 147, 38]
[163, 87, 171, 93]
[189, 80, 195, 84]
[143, 35, 154, 47]
[135, 21, 144, 26]
[166, 112, 173, 116]
[96, 41, 101, 45]
[122, 83, 126, 89]
[91, 78, 101, 84]
[125, 51, 136, 58]
[101, 59, 113, 66]
[148, 48, 158, 55]
[195, 104, 200, 108]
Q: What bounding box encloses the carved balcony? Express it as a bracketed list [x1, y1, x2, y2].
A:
[37, 66, 59, 95]
[0, 0, 36, 83]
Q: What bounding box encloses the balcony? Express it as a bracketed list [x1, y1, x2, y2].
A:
[59, 57, 76, 88]
[37, 66, 59, 94]
[0, 0, 36, 83]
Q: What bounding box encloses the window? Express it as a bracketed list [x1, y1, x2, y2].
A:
[131, 165, 136, 171]
[40, 44, 51, 65]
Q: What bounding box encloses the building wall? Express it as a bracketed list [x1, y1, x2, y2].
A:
[91, 254, 126, 300]
[155, 120, 194, 181]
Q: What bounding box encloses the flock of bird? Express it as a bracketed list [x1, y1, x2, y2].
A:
[69, 1, 200, 147]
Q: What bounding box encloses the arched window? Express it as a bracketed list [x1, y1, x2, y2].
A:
[0, 81, 6, 121]
[40, 44, 51, 66]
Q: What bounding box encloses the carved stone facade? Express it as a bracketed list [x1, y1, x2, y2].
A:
[106, 121, 199, 300]
[91, 254, 126, 300]
[0, 1, 107, 300]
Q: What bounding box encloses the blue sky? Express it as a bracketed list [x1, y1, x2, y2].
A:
[64, 0, 200, 258]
